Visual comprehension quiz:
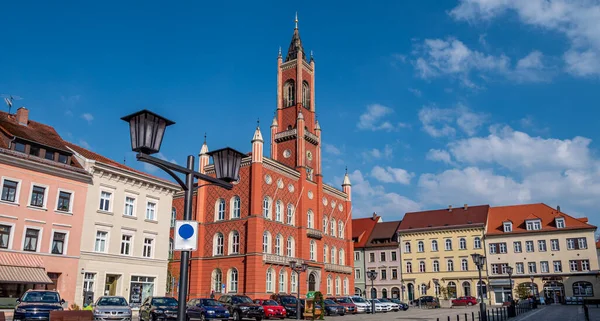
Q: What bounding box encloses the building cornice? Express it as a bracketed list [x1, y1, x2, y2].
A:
[263, 158, 300, 180]
[399, 224, 485, 235]
[0, 149, 92, 184]
[485, 226, 597, 238]
[323, 184, 348, 200]
[92, 162, 180, 194]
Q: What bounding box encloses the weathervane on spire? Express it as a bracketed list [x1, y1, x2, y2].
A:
[345, 166, 348, 175]
[257, 118, 260, 128]
[278, 46, 282, 57]
[203, 132, 207, 144]
[295, 12, 298, 29]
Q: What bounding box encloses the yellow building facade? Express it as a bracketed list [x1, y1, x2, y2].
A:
[398, 205, 490, 302]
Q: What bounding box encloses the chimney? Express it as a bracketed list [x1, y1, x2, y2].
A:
[16, 107, 29, 126]
[448, 205, 452, 212]
[464, 204, 468, 210]
[557, 205, 561, 212]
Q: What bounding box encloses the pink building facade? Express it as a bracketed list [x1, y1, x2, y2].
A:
[0, 108, 92, 307]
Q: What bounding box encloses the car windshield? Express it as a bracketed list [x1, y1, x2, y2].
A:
[379, 299, 390, 302]
[152, 298, 178, 306]
[371, 299, 380, 303]
[232, 296, 253, 304]
[97, 297, 128, 306]
[200, 299, 222, 306]
[323, 300, 336, 305]
[262, 300, 279, 306]
[21, 292, 60, 303]
[351, 297, 366, 303]
[336, 298, 352, 304]
[281, 297, 297, 304]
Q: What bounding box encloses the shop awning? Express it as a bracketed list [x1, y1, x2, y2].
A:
[0, 252, 53, 284]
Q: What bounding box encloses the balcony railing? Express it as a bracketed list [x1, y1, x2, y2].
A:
[262, 254, 305, 266]
[304, 131, 319, 144]
[274, 129, 297, 142]
[306, 228, 323, 240]
[325, 263, 353, 274]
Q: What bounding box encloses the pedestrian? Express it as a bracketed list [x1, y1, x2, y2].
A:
[210, 291, 215, 299]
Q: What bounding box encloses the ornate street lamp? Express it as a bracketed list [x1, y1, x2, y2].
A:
[471, 253, 487, 321]
[289, 261, 308, 320]
[432, 278, 440, 300]
[366, 270, 378, 314]
[506, 266, 514, 300]
[122, 110, 244, 321]
[530, 275, 535, 298]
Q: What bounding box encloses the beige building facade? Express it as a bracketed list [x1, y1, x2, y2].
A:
[68, 144, 179, 307]
[398, 205, 490, 303]
[486, 204, 599, 304]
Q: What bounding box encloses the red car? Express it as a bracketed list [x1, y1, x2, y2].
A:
[327, 297, 358, 314]
[452, 296, 478, 306]
[254, 299, 287, 319]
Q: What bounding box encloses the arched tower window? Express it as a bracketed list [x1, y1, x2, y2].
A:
[284, 80, 295, 107]
[302, 81, 310, 109]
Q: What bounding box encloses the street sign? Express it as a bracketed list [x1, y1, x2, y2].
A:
[174, 220, 198, 251]
[222, 284, 226, 291]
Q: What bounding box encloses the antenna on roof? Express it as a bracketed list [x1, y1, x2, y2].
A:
[123, 156, 126, 165]
[3, 95, 14, 114]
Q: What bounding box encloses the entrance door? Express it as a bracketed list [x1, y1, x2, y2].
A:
[407, 284, 414, 301]
[308, 273, 316, 292]
[543, 282, 565, 304]
[105, 275, 119, 296]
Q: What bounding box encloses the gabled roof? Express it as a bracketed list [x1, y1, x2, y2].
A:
[399, 205, 489, 231]
[366, 220, 401, 248]
[0, 110, 71, 152]
[352, 215, 380, 248]
[487, 203, 596, 236]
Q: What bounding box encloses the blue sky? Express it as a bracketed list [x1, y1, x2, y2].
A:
[2, 0, 600, 225]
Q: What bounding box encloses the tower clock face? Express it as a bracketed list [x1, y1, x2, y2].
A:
[306, 151, 313, 160]
[283, 150, 291, 158]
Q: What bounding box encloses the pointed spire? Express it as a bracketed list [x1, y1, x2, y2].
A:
[271, 116, 278, 127]
[252, 123, 263, 143]
[343, 167, 352, 186]
[278, 46, 282, 58]
[295, 12, 298, 29]
[200, 133, 209, 155]
[297, 111, 304, 120]
[315, 119, 321, 131]
[285, 12, 306, 62]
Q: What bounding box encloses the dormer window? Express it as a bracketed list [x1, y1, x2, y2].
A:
[555, 218, 565, 229]
[58, 154, 68, 164]
[526, 219, 542, 231]
[14, 142, 25, 153]
[503, 222, 512, 233]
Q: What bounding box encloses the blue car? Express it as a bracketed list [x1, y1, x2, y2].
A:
[13, 290, 65, 321]
[186, 298, 230, 321]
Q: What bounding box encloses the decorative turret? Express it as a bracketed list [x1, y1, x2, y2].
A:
[252, 121, 263, 163]
[199, 134, 209, 173]
[285, 13, 306, 62]
[270, 115, 278, 158]
[342, 167, 352, 201]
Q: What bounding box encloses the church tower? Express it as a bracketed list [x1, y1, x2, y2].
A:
[272, 14, 319, 181]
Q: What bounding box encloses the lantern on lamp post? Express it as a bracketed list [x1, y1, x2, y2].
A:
[366, 270, 378, 314]
[471, 253, 487, 321]
[289, 261, 308, 320]
[122, 110, 244, 321]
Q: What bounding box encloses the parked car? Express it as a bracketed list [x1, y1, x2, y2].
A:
[452, 296, 478, 306]
[377, 298, 399, 311]
[139, 296, 178, 321]
[13, 290, 65, 321]
[186, 298, 230, 321]
[254, 299, 286, 319]
[218, 295, 263, 321]
[269, 294, 302, 318]
[389, 299, 409, 311]
[327, 297, 357, 314]
[322, 299, 345, 316]
[368, 299, 390, 312]
[412, 296, 437, 306]
[346, 296, 372, 313]
[93, 296, 132, 321]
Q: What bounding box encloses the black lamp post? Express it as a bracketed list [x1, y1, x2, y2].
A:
[289, 261, 308, 320]
[506, 266, 514, 300]
[366, 270, 378, 314]
[471, 253, 487, 321]
[122, 110, 244, 321]
[432, 278, 439, 301]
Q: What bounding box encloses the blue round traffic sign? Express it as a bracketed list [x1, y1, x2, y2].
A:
[178, 224, 194, 239]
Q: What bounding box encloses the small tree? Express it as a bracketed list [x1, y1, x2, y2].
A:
[516, 284, 530, 300]
[440, 286, 449, 300]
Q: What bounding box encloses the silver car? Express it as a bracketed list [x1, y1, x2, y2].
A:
[93, 296, 132, 321]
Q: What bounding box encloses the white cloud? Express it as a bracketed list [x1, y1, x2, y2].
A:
[323, 143, 342, 156]
[362, 145, 393, 161]
[450, 0, 600, 77]
[408, 88, 422, 97]
[143, 152, 178, 173]
[426, 149, 453, 164]
[357, 104, 408, 131]
[81, 113, 94, 123]
[418, 104, 487, 137]
[412, 37, 550, 86]
[78, 139, 91, 149]
[371, 166, 414, 185]
[342, 170, 421, 219]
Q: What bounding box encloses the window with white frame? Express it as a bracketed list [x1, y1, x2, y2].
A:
[323, 217, 328, 234]
[459, 238, 467, 250]
[170, 207, 176, 227]
[94, 231, 108, 252]
[266, 268, 274, 293]
[553, 261, 562, 272]
[310, 240, 316, 261]
[540, 261, 549, 273]
[51, 231, 67, 255]
[275, 200, 282, 222]
[555, 218, 565, 229]
[330, 219, 336, 236]
[327, 276, 332, 295]
[474, 237, 482, 249]
[215, 198, 225, 221]
[461, 259, 468, 271]
[143, 238, 154, 258]
[287, 204, 294, 225]
[290, 273, 297, 293]
[83, 273, 96, 292]
[338, 221, 344, 238]
[526, 241, 534, 252]
[1, 178, 19, 203]
[551, 239, 560, 251]
[275, 234, 282, 256]
[120, 234, 132, 255]
[489, 244, 497, 254]
[354, 251, 360, 261]
[445, 239, 452, 250]
[503, 222, 512, 232]
[355, 269, 361, 280]
[404, 242, 411, 253]
[279, 270, 287, 293]
[431, 240, 438, 251]
[124, 197, 136, 217]
[419, 261, 426, 272]
[528, 262, 537, 273]
[538, 240, 547, 252]
[335, 277, 341, 295]
[417, 241, 424, 252]
[263, 232, 272, 254]
[499, 243, 507, 254]
[339, 249, 344, 265]
[0, 224, 12, 249]
[307, 210, 314, 229]
[331, 246, 336, 263]
[56, 190, 72, 212]
[263, 197, 271, 219]
[514, 241, 522, 253]
[406, 262, 412, 273]
[211, 269, 222, 293]
[433, 260, 440, 272]
[287, 236, 295, 257]
[23, 228, 40, 252]
[29, 185, 46, 208]
[229, 269, 239, 293]
[447, 259, 454, 271]
[231, 196, 241, 219]
[380, 252, 386, 262]
[343, 278, 349, 295]
[324, 245, 328, 263]
[99, 191, 112, 212]
[391, 251, 397, 261]
[369, 252, 375, 262]
[516, 262, 524, 274]
[526, 220, 542, 231]
[146, 201, 157, 220]
[229, 231, 240, 254]
[578, 238, 588, 249]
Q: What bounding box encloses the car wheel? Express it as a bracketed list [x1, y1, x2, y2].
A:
[233, 311, 241, 321]
[256, 317, 262, 321]
[468, 302, 473, 306]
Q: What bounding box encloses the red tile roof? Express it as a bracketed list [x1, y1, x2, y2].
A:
[596, 240, 600, 249]
[0, 110, 70, 152]
[365, 220, 401, 248]
[352, 215, 380, 248]
[399, 205, 489, 231]
[66, 142, 177, 186]
[487, 203, 596, 236]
